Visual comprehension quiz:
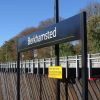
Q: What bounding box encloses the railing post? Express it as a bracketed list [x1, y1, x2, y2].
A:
[76, 55, 79, 78]
[43, 58, 45, 75]
[25, 60, 26, 73]
[88, 54, 90, 79]
[28, 61, 30, 73]
[37, 59, 39, 75]
[50, 58, 53, 66]
[66, 56, 69, 78]
[33, 59, 35, 74]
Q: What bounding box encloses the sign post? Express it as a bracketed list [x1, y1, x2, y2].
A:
[54, 0, 60, 100]
[17, 12, 88, 100]
[17, 42, 20, 100]
[80, 12, 88, 100]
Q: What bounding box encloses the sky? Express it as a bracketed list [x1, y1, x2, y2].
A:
[0, 0, 100, 46]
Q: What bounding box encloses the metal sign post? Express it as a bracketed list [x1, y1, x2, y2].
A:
[17, 46, 20, 100]
[80, 12, 88, 100]
[17, 11, 88, 100]
[54, 0, 60, 100]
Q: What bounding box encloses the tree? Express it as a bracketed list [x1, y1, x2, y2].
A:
[38, 17, 63, 29]
[74, 16, 100, 54]
[0, 27, 37, 61]
[74, 1, 100, 54]
[0, 48, 5, 62]
[87, 16, 100, 53]
[81, 1, 100, 19]
[60, 43, 75, 56]
[74, 41, 81, 55]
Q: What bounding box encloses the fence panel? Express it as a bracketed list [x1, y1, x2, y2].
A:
[0, 53, 100, 100]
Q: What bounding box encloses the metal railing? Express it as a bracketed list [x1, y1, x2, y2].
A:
[0, 53, 100, 78]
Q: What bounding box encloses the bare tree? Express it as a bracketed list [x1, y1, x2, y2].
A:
[81, 1, 100, 19]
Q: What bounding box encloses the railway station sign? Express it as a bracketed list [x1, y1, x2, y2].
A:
[17, 12, 88, 100]
[17, 13, 81, 52]
[48, 66, 62, 79]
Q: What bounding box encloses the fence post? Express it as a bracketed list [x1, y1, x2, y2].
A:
[33, 59, 35, 74]
[88, 54, 90, 79]
[24, 60, 26, 73]
[66, 56, 69, 78]
[37, 59, 39, 75]
[76, 55, 79, 78]
[43, 58, 45, 75]
[28, 61, 30, 73]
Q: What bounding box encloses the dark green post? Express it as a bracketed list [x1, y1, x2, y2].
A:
[54, 0, 60, 100]
[80, 12, 88, 100]
[17, 52, 20, 100]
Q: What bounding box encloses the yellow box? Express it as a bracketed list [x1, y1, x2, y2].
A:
[48, 66, 62, 79]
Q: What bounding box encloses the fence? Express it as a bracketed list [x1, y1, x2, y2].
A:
[0, 53, 100, 100]
[0, 53, 100, 79]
